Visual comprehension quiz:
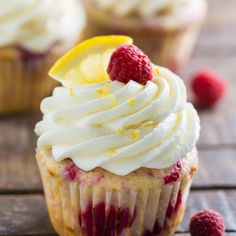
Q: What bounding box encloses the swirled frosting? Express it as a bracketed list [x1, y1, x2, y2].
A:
[0, 0, 85, 52]
[35, 66, 200, 176]
[90, 0, 206, 20]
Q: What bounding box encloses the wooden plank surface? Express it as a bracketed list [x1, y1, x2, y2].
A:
[183, 49, 236, 147]
[1, 190, 236, 235]
[184, 58, 236, 147]
[179, 190, 236, 232]
[0, 195, 54, 235]
[0, 115, 41, 192]
[196, 0, 236, 55]
[193, 149, 236, 188]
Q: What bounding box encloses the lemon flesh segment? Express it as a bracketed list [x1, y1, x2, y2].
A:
[49, 35, 133, 85]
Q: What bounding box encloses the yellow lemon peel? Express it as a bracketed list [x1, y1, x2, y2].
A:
[49, 35, 133, 85]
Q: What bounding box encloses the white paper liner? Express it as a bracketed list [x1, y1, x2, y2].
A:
[37, 150, 197, 236]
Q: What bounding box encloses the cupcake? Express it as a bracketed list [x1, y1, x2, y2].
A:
[0, 0, 86, 113]
[82, 0, 207, 73]
[35, 36, 200, 236]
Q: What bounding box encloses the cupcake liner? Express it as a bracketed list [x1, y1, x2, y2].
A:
[36, 149, 197, 236]
[83, 1, 206, 73]
[0, 47, 62, 113]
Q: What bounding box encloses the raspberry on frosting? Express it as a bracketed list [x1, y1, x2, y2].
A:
[107, 44, 153, 85]
[190, 209, 225, 236]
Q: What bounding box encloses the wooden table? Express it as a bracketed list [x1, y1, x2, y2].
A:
[0, 0, 236, 235]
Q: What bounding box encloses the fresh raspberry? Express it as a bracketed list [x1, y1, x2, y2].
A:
[107, 44, 153, 85]
[191, 70, 227, 107]
[190, 209, 225, 236]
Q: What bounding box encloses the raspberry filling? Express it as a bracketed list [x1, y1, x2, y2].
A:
[64, 163, 106, 183]
[64, 163, 81, 181]
[166, 191, 182, 218]
[164, 161, 183, 185]
[104, 206, 117, 236]
[144, 220, 162, 235]
[80, 202, 93, 236]
[79, 203, 134, 235]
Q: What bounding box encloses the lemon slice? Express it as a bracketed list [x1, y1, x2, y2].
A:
[49, 35, 133, 85]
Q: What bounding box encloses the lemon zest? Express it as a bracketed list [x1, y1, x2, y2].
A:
[69, 87, 73, 96]
[107, 149, 117, 156]
[142, 121, 158, 127]
[128, 98, 135, 107]
[56, 116, 64, 122]
[96, 83, 110, 97]
[130, 129, 140, 139]
[111, 95, 117, 107]
[116, 128, 125, 137]
[69, 82, 74, 96]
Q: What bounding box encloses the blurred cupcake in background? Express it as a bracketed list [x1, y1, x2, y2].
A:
[82, 0, 207, 73]
[0, 0, 86, 113]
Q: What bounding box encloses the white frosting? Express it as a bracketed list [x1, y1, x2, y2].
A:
[0, 0, 86, 52]
[35, 67, 200, 176]
[91, 0, 206, 20]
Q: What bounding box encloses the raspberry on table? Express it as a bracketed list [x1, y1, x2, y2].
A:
[107, 44, 153, 85]
[190, 209, 225, 236]
[191, 70, 227, 107]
